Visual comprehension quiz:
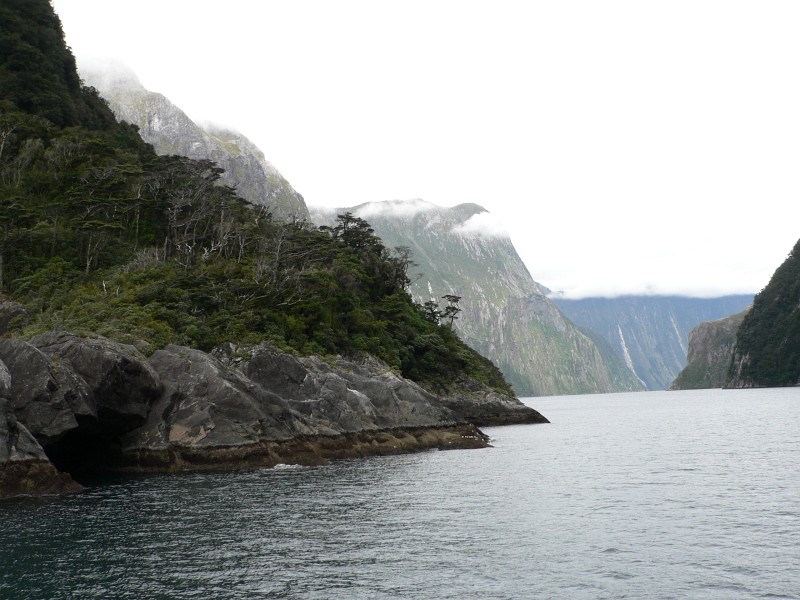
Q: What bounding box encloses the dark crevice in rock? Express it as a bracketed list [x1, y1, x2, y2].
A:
[42, 427, 123, 482]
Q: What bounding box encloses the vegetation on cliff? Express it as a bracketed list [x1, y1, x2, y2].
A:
[0, 0, 513, 397]
[729, 238, 800, 387]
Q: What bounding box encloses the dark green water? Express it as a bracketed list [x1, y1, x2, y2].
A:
[2, 388, 799, 599]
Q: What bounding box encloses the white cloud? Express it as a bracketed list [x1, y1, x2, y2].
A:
[354, 199, 437, 220]
[77, 57, 141, 91]
[451, 212, 509, 239]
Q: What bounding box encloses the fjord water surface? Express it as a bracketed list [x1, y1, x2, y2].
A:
[2, 388, 798, 599]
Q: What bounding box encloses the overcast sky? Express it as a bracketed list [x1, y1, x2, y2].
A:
[52, 0, 800, 298]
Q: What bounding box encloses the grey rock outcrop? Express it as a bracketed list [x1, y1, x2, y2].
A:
[123, 345, 314, 452]
[80, 62, 310, 222]
[0, 300, 26, 336]
[436, 374, 548, 426]
[0, 361, 40, 461]
[0, 338, 93, 444]
[29, 332, 161, 434]
[0, 333, 162, 492]
[0, 360, 84, 499]
[243, 344, 464, 433]
[1, 332, 546, 499]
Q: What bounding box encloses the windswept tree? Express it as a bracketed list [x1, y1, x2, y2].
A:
[441, 294, 462, 328]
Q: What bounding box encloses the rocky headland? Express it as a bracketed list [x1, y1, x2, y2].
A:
[0, 1, 547, 501]
[0, 332, 547, 499]
[669, 308, 750, 390]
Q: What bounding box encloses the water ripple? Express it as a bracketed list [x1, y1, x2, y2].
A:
[1, 388, 799, 599]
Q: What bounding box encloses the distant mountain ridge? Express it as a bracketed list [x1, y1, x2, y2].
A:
[312, 200, 644, 396]
[79, 62, 309, 222]
[554, 295, 754, 390]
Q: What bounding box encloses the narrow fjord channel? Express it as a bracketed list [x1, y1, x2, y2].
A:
[2, 388, 798, 599]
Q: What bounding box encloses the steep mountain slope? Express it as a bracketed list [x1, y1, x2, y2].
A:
[312, 201, 644, 396]
[79, 63, 309, 222]
[554, 295, 754, 390]
[729, 238, 800, 387]
[670, 308, 750, 389]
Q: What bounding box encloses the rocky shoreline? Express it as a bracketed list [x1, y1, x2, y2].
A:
[94, 424, 490, 475]
[0, 332, 546, 499]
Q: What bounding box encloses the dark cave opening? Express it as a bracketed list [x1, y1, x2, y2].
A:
[43, 425, 125, 484]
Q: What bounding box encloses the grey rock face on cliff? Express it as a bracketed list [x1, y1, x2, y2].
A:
[0, 362, 44, 463]
[0, 300, 26, 336]
[311, 200, 643, 396]
[0, 359, 84, 499]
[80, 63, 309, 222]
[29, 332, 162, 434]
[669, 308, 750, 390]
[0, 333, 162, 491]
[123, 344, 315, 452]
[554, 295, 754, 390]
[0, 402, 83, 498]
[239, 342, 545, 430]
[244, 345, 451, 433]
[0, 338, 93, 445]
[125, 342, 478, 455]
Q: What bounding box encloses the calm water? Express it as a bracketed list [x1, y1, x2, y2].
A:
[1, 388, 799, 599]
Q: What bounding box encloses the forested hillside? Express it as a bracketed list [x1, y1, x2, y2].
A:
[0, 0, 512, 397]
[729, 238, 800, 387]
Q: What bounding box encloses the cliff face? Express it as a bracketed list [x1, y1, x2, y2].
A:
[312, 200, 644, 397]
[0, 332, 547, 498]
[728, 238, 800, 388]
[669, 308, 749, 390]
[79, 63, 309, 222]
[554, 295, 754, 390]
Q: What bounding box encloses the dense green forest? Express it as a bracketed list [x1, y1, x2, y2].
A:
[730, 238, 800, 386]
[0, 0, 512, 396]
